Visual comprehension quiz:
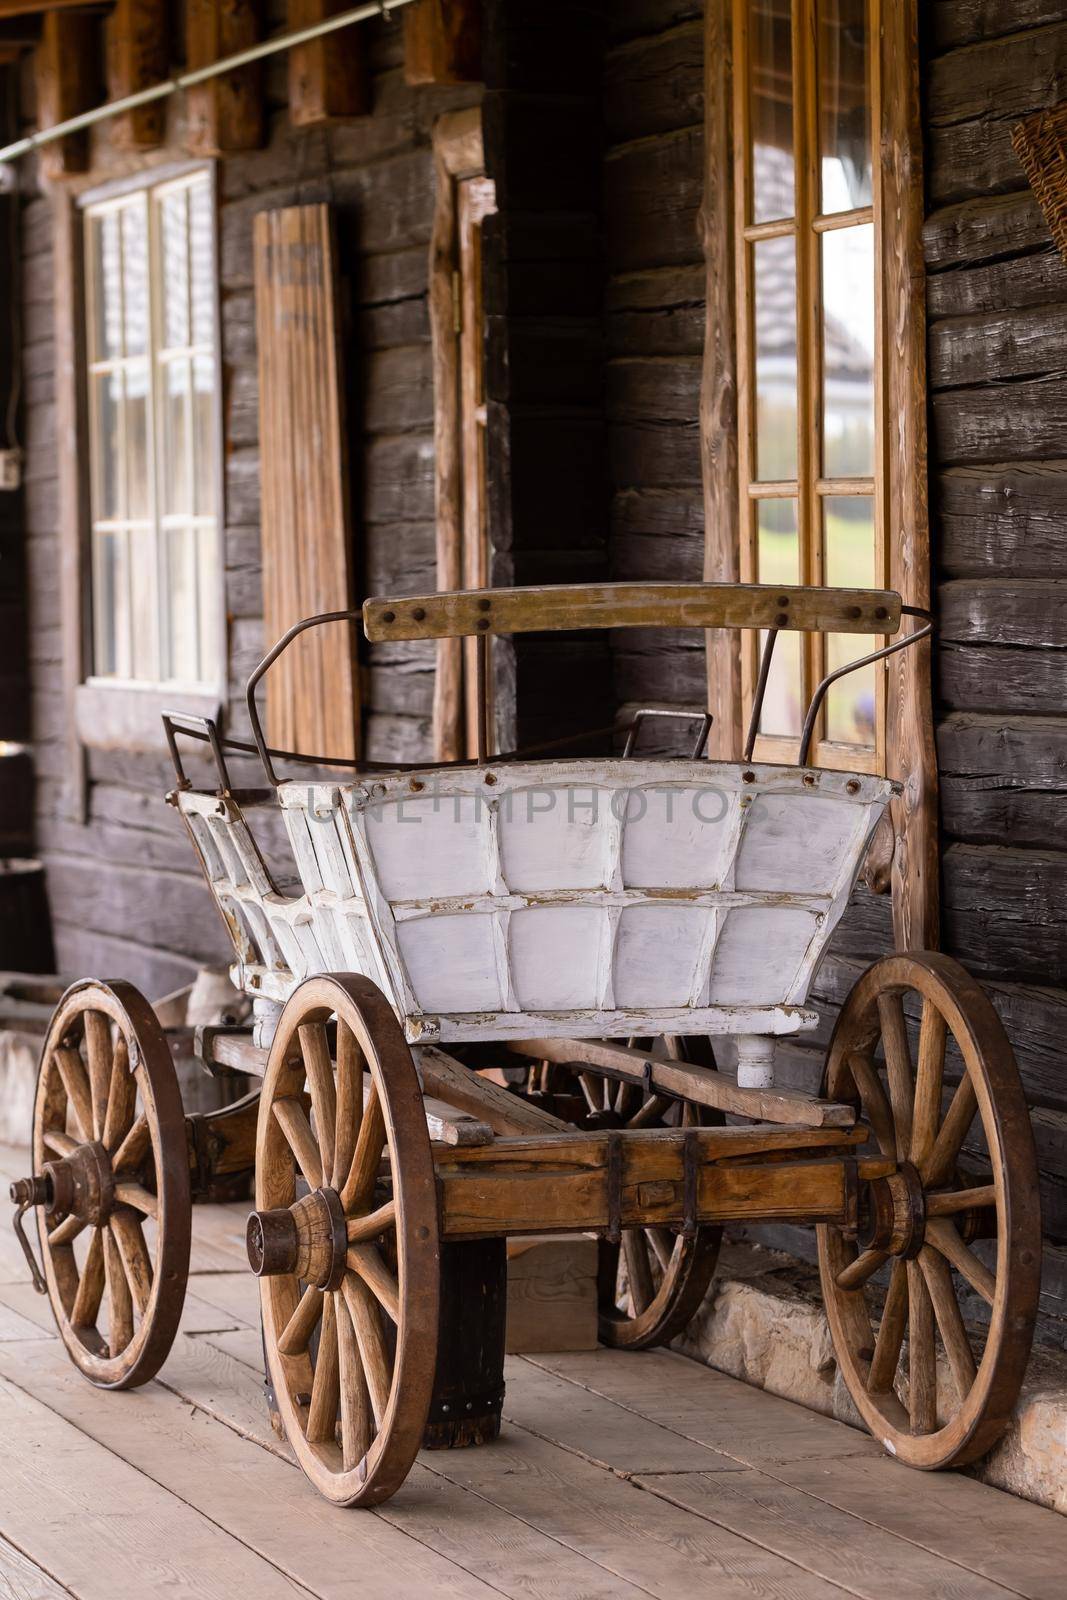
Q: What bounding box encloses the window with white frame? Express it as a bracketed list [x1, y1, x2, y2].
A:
[84, 169, 221, 690]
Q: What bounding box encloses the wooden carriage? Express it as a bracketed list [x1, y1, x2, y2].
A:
[10, 583, 1041, 1506]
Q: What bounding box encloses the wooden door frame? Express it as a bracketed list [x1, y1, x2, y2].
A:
[700, 0, 938, 951]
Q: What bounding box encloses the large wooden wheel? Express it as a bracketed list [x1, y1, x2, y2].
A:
[818, 952, 1040, 1469]
[250, 974, 439, 1507]
[565, 1040, 722, 1350]
[20, 980, 190, 1388]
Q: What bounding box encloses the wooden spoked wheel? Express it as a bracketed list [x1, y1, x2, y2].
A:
[251, 974, 439, 1507]
[572, 1045, 722, 1351]
[27, 980, 190, 1388]
[818, 952, 1040, 1469]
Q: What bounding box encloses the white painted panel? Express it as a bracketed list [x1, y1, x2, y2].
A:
[364, 794, 492, 900]
[497, 785, 613, 891]
[508, 906, 603, 1009]
[621, 784, 737, 888]
[708, 906, 819, 1005]
[397, 914, 503, 1012]
[734, 793, 863, 895]
[613, 904, 713, 1008]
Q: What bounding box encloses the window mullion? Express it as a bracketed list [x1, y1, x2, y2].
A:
[794, 0, 822, 747]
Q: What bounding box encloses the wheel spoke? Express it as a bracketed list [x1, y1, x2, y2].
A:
[346, 1199, 396, 1244]
[306, 1293, 340, 1444]
[578, 1073, 602, 1114]
[346, 1243, 400, 1323]
[43, 1128, 78, 1159]
[336, 1289, 373, 1469]
[333, 1023, 364, 1194]
[926, 1218, 996, 1307]
[48, 1213, 86, 1248]
[622, 1229, 654, 1316]
[273, 1098, 324, 1192]
[103, 1225, 134, 1356]
[919, 1245, 977, 1403]
[910, 999, 947, 1170]
[835, 1247, 889, 1292]
[340, 1272, 392, 1428]
[102, 1037, 136, 1152]
[925, 1184, 996, 1219]
[877, 992, 913, 1163]
[847, 1053, 896, 1159]
[339, 1081, 385, 1214]
[627, 1094, 672, 1130]
[868, 1259, 908, 1394]
[110, 1211, 154, 1317]
[53, 1046, 94, 1143]
[71, 1228, 105, 1327]
[113, 1181, 158, 1219]
[299, 1023, 337, 1188]
[83, 1011, 114, 1141]
[647, 1227, 676, 1272]
[112, 1113, 151, 1176]
[921, 1075, 978, 1190]
[907, 1258, 936, 1433]
[277, 1285, 324, 1357]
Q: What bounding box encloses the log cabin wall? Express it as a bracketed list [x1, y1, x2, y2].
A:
[18, 14, 482, 1000]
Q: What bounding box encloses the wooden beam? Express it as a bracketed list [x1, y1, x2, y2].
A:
[105, 0, 167, 150]
[404, 0, 480, 86]
[0, 0, 100, 17]
[416, 1045, 572, 1137]
[184, 0, 263, 156]
[34, 10, 100, 177]
[287, 0, 369, 126]
[701, 0, 742, 762]
[881, 0, 939, 952]
[53, 190, 89, 821]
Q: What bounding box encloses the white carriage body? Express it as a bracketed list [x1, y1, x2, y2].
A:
[177, 758, 895, 1048]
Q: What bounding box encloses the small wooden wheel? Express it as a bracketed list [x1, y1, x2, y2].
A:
[251, 974, 439, 1507]
[25, 979, 190, 1388]
[570, 1041, 722, 1351]
[818, 952, 1040, 1469]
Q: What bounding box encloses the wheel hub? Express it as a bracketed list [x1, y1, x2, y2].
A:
[857, 1160, 926, 1260]
[247, 1185, 348, 1290]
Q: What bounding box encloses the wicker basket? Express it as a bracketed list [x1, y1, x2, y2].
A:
[1012, 100, 1067, 265]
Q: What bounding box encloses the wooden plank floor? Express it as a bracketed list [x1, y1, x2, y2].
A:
[1, 1142, 1066, 1600]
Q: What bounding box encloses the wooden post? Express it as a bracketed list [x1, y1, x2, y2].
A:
[184, 0, 264, 157]
[34, 11, 100, 179]
[404, 0, 481, 86]
[288, 0, 369, 126]
[880, 0, 939, 953]
[423, 1238, 507, 1449]
[105, 0, 168, 150]
[53, 191, 89, 822]
[700, 0, 742, 761]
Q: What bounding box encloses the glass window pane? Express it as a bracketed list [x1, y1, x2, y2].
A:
[92, 529, 126, 677]
[159, 187, 190, 349]
[161, 358, 191, 515]
[128, 528, 156, 683]
[121, 199, 148, 358]
[165, 525, 200, 683]
[189, 180, 215, 348]
[196, 523, 220, 680]
[749, 0, 795, 224]
[91, 371, 123, 522]
[124, 363, 151, 521]
[89, 210, 123, 363]
[192, 354, 216, 516]
[824, 495, 876, 746]
[818, 0, 872, 214]
[754, 235, 798, 481]
[756, 499, 802, 739]
[821, 222, 874, 478]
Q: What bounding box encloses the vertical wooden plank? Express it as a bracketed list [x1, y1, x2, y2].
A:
[458, 174, 496, 758]
[185, 0, 264, 157]
[881, 0, 939, 952]
[288, 0, 370, 127]
[34, 11, 100, 179]
[404, 0, 481, 87]
[54, 192, 89, 822]
[105, 0, 168, 151]
[254, 204, 360, 762]
[701, 0, 742, 760]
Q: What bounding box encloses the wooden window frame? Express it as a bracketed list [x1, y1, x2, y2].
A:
[429, 107, 498, 762]
[701, 0, 938, 948]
